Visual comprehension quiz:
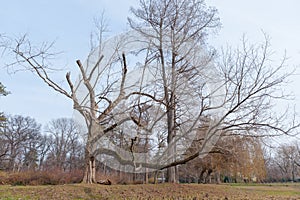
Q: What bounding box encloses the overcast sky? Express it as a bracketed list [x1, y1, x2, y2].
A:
[1, 0, 300, 129]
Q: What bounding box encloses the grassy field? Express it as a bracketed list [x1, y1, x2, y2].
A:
[0, 183, 299, 200]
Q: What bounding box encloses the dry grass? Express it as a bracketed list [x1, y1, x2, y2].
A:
[0, 183, 299, 199]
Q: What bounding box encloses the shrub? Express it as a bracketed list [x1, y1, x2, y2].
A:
[5, 169, 84, 185]
[0, 170, 9, 185]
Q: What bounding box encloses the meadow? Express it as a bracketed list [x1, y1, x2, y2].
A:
[0, 183, 300, 200]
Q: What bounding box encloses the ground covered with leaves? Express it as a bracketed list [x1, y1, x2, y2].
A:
[0, 183, 299, 199]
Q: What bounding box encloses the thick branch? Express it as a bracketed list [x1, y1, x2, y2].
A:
[97, 53, 128, 120]
[76, 60, 97, 118]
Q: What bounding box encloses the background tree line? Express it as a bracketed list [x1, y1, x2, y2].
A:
[0, 114, 299, 184]
[0, 116, 84, 173]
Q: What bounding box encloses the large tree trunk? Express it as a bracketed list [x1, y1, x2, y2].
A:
[166, 105, 178, 183]
[167, 166, 177, 183]
[167, 109, 177, 183]
[81, 120, 99, 184]
[82, 152, 96, 184]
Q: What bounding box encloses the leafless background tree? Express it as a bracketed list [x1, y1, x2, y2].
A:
[0, 115, 41, 171]
[265, 142, 300, 182]
[44, 118, 84, 172]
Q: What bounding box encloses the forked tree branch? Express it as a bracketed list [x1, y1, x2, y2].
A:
[97, 53, 128, 121]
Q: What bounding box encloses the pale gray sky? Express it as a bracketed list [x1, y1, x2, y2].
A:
[1, 0, 300, 128]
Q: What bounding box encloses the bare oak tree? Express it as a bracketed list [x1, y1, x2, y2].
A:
[126, 0, 298, 182]
[2, 29, 159, 183]
[128, 0, 220, 183]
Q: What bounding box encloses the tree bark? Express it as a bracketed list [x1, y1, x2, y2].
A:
[166, 105, 176, 183]
[166, 90, 178, 183]
[167, 166, 177, 183]
[82, 153, 96, 184]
